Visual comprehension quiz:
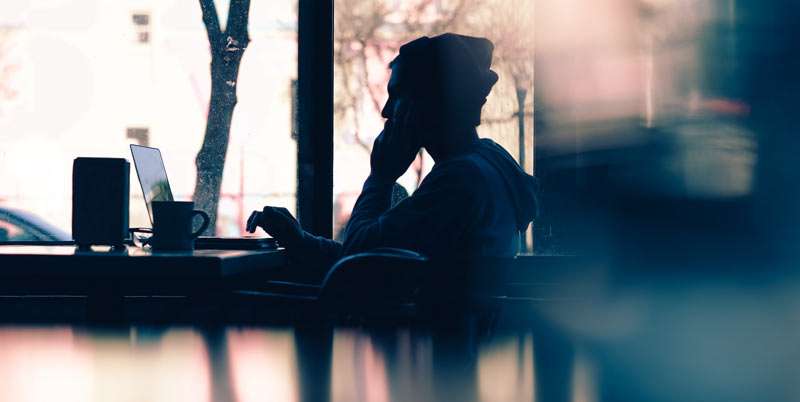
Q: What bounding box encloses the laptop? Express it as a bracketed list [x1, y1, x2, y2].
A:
[130, 144, 276, 250]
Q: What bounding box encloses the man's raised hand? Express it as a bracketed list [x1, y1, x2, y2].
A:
[370, 100, 422, 183]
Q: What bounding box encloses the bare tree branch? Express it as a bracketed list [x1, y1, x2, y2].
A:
[199, 0, 223, 50]
[226, 0, 251, 47]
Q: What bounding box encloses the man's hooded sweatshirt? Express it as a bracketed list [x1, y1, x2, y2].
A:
[300, 138, 539, 269]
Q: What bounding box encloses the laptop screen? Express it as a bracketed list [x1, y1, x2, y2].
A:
[130, 144, 174, 223]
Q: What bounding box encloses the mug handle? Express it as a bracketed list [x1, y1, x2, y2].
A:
[191, 210, 210, 238]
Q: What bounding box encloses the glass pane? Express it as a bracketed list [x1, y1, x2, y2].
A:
[530, 0, 775, 254]
[0, 0, 297, 238]
[333, 0, 534, 240]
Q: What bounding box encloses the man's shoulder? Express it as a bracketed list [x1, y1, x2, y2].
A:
[428, 154, 485, 180]
[433, 142, 508, 179]
[435, 153, 485, 171]
[420, 154, 490, 197]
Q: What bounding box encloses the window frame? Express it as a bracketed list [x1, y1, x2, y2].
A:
[296, 0, 334, 238]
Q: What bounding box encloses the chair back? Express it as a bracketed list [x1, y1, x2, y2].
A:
[319, 248, 428, 316]
[320, 249, 517, 321]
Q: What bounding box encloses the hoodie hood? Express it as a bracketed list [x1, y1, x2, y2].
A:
[473, 138, 539, 230]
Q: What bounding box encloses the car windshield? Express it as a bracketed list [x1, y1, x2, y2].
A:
[0, 209, 71, 243]
[0, 219, 39, 242]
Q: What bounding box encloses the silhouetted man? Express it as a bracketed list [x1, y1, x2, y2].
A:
[247, 33, 538, 278]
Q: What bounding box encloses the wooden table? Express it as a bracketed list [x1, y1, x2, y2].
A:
[0, 245, 287, 320]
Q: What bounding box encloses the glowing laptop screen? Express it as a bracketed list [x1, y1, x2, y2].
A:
[130, 144, 175, 224]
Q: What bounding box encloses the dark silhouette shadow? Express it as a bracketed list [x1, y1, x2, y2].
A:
[532, 319, 575, 402]
[365, 325, 480, 402]
[202, 326, 238, 402]
[294, 323, 333, 402]
[248, 33, 539, 282]
[430, 326, 480, 402]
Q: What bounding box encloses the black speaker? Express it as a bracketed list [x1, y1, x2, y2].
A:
[72, 157, 130, 248]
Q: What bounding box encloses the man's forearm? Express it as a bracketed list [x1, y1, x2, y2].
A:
[298, 231, 343, 268]
[341, 174, 395, 254]
[348, 174, 395, 226]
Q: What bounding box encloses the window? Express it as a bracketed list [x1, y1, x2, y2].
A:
[132, 12, 151, 44]
[333, 0, 534, 243]
[0, 1, 298, 238]
[126, 127, 150, 147]
[530, 0, 766, 254]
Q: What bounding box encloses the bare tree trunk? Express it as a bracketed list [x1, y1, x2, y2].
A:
[193, 0, 250, 235]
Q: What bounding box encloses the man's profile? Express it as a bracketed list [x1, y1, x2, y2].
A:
[247, 33, 538, 278]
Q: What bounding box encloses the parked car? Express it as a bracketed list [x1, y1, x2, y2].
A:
[0, 207, 71, 243]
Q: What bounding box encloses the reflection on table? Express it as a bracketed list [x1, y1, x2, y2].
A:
[0, 325, 593, 402]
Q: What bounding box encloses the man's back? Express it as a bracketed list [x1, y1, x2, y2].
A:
[342, 138, 538, 258]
